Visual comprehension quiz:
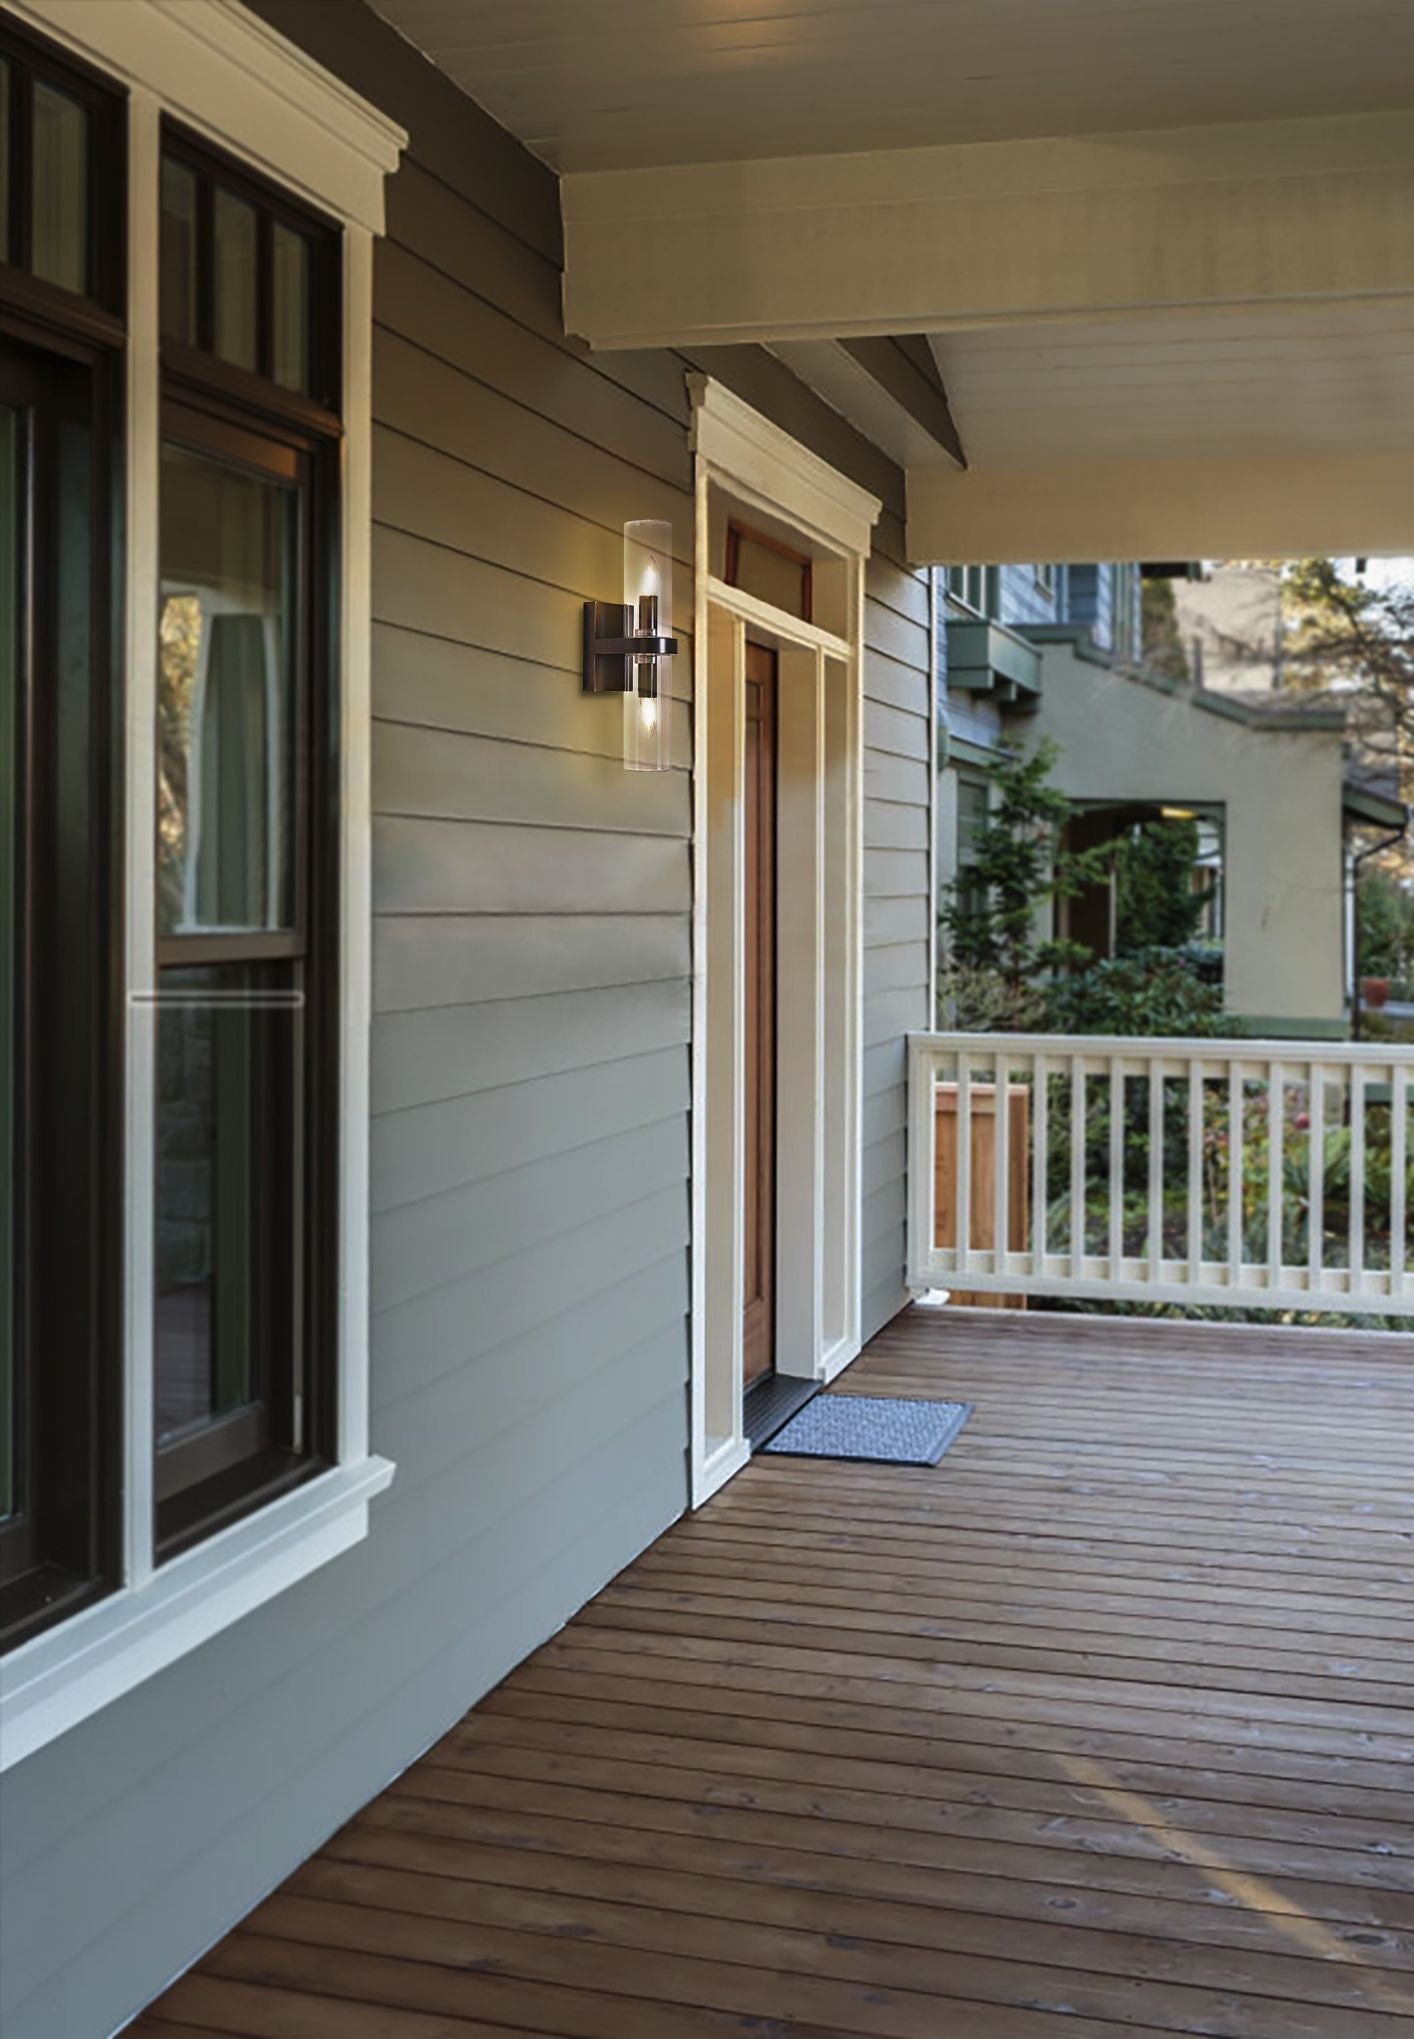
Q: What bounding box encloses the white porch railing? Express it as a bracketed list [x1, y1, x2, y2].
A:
[907, 1032, 1413, 1315]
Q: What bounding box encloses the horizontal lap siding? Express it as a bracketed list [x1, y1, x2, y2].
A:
[860, 519, 934, 1337]
[0, 6, 931, 2031]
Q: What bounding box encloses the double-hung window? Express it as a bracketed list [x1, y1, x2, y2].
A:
[152, 133, 341, 1557]
[0, 20, 125, 1652]
[0, 3, 401, 1772]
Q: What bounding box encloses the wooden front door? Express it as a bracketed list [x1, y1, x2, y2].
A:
[742, 642, 777, 1386]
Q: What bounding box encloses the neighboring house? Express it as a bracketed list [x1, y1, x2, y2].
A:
[1, 5, 1412, 2037]
[1171, 559, 1287, 695]
[937, 563, 1406, 1036]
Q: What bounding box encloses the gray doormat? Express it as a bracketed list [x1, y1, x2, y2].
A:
[761, 1393, 972, 1465]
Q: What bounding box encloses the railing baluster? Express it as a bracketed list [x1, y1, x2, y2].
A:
[1108, 1055, 1124, 1278]
[1392, 1066, 1408, 1302]
[1069, 1059, 1086, 1277]
[1227, 1061, 1244, 1289]
[1349, 1063, 1365, 1292]
[993, 1049, 1010, 1282]
[1267, 1060, 1284, 1292]
[956, 1053, 972, 1278]
[1187, 1056, 1203, 1290]
[1307, 1061, 1325, 1295]
[1032, 1054, 1048, 1269]
[1147, 1058, 1164, 1283]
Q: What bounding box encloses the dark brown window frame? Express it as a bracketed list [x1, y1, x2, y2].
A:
[153, 123, 343, 1564]
[0, 283, 123, 1652]
[160, 121, 341, 421]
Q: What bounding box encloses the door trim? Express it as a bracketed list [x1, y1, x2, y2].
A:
[688, 377, 880, 1507]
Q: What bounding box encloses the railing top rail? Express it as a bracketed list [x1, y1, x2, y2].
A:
[909, 1030, 1414, 1066]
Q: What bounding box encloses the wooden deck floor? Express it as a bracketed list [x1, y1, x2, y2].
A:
[139, 1307, 1414, 2039]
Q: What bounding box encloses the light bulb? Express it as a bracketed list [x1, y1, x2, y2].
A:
[639, 694, 658, 735]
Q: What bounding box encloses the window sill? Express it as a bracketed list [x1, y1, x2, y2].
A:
[0, 1455, 394, 1772]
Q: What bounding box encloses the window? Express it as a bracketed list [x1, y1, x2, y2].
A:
[152, 137, 341, 1558]
[0, 5, 400, 1764]
[945, 563, 991, 614]
[955, 771, 991, 923]
[159, 130, 337, 412]
[724, 518, 813, 622]
[0, 22, 124, 315]
[0, 34, 122, 1653]
[1034, 563, 1056, 598]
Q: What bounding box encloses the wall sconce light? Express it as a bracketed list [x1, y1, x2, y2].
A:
[583, 520, 676, 771]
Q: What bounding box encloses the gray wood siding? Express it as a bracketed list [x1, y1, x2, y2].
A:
[0, 7, 932, 2032]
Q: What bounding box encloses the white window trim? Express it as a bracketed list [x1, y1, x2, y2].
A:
[688, 376, 880, 1506]
[0, 0, 405, 1773]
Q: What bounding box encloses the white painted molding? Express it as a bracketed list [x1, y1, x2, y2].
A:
[689, 375, 881, 561]
[689, 387, 869, 1507]
[907, 448, 1414, 564]
[7, 0, 407, 231]
[0, 1458, 395, 1771]
[567, 112, 1414, 348]
[338, 224, 376, 1469]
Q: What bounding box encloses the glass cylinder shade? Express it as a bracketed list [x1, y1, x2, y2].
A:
[623, 519, 671, 772]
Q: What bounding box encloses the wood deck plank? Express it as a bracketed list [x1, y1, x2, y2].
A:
[136, 1307, 1414, 2037]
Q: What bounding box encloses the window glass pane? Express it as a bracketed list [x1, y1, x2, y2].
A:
[212, 188, 257, 372]
[160, 157, 198, 347]
[158, 443, 296, 934]
[155, 965, 297, 1447]
[271, 222, 308, 393]
[957, 777, 989, 863]
[30, 82, 87, 295]
[0, 62, 11, 268]
[0, 403, 20, 1523]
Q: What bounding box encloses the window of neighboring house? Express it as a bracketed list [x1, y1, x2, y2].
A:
[0, 8, 399, 1752]
[945, 563, 991, 615]
[153, 133, 342, 1558]
[0, 27, 124, 1652]
[954, 770, 991, 922]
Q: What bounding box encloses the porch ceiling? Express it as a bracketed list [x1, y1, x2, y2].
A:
[367, 0, 1414, 174]
[370, 0, 1414, 560]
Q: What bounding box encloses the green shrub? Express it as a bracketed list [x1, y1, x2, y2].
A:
[1042, 948, 1237, 1039]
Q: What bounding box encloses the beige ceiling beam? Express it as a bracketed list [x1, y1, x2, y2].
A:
[906, 448, 1414, 565]
[562, 111, 1414, 350]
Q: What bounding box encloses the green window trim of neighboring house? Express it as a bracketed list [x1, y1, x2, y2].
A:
[952, 767, 991, 923]
[945, 563, 994, 616]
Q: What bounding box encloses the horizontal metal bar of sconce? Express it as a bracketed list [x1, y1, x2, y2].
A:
[582, 599, 679, 693]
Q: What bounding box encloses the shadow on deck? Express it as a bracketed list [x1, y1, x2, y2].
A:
[138, 1306, 1414, 2038]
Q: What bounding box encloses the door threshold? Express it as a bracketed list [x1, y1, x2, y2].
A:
[743, 1373, 820, 1451]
